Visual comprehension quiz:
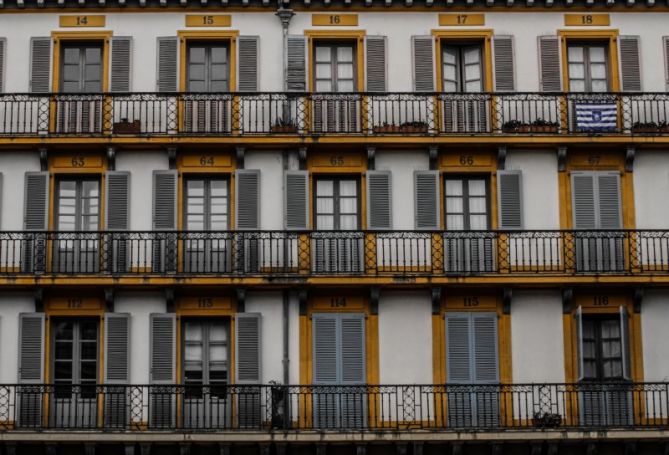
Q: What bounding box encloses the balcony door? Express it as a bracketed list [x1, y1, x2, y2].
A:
[57, 43, 103, 133]
[183, 177, 230, 273]
[55, 178, 100, 273]
[185, 42, 231, 133]
[441, 43, 488, 133]
[444, 177, 494, 273]
[567, 43, 609, 93]
[313, 177, 363, 273]
[50, 318, 99, 428]
[313, 42, 358, 133]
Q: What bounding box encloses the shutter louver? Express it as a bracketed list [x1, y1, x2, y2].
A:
[497, 170, 523, 230]
[30, 37, 51, 93]
[446, 313, 471, 383]
[365, 36, 387, 92]
[414, 170, 440, 230]
[152, 170, 177, 230]
[664, 37, 669, 91]
[571, 173, 597, 229]
[340, 315, 365, 384]
[105, 313, 130, 383]
[284, 171, 309, 230]
[110, 37, 132, 93]
[313, 314, 338, 384]
[157, 37, 178, 92]
[236, 313, 261, 383]
[235, 170, 260, 230]
[366, 171, 392, 230]
[23, 172, 49, 230]
[619, 36, 641, 92]
[150, 313, 175, 384]
[0, 38, 6, 93]
[286, 36, 306, 92]
[538, 36, 561, 92]
[597, 172, 622, 229]
[472, 313, 499, 383]
[238, 36, 259, 92]
[412, 36, 435, 92]
[105, 172, 130, 230]
[18, 313, 44, 383]
[493, 35, 515, 92]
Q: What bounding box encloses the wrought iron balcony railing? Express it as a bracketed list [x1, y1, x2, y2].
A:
[1, 382, 667, 431]
[1, 230, 669, 276]
[0, 92, 668, 137]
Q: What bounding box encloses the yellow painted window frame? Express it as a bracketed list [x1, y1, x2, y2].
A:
[177, 30, 240, 93]
[431, 29, 494, 93]
[557, 29, 621, 92]
[51, 31, 113, 93]
[305, 30, 366, 93]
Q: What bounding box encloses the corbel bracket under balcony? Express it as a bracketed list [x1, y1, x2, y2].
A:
[236, 288, 246, 313]
[497, 146, 507, 170]
[370, 287, 380, 315]
[431, 287, 442, 315]
[39, 147, 48, 171]
[367, 146, 376, 170]
[298, 288, 308, 316]
[167, 147, 177, 170]
[633, 287, 643, 314]
[107, 146, 116, 171]
[562, 287, 573, 314]
[502, 288, 512, 314]
[104, 288, 115, 312]
[625, 145, 636, 172]
[428, 146, 438, 171]
[557, 146, 568, 172]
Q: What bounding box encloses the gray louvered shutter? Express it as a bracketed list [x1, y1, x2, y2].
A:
[110, 37, 132, 93]
[664, 37, 669, 91]
[285, 171, 309, 230]
[286, 35, 306, 92]
[340, 314, 365, 384]
[412, 36, 435, 92]
[236, 313, 261, 383]
[472, 313, 498, 383]
[106, 172, 130, 230]
[157, 37, 178, 92]
[619, 306, 631, 380]
[150, 313, 175, 383]
[238, 36, 259, 92]
[367, 171, 392, 230]
[571, 172, 597, 230]
[538, 36, 561, 92]
[236, 170, 260, 230]
[152, 170, 177, 230]
[313, 314, 338, 384]
[365, 36, 387, 92]
[30, 37, 51, 93]
[414, 170, 440, 230]
[24, 172, 49, 230]
[105, 313, 130, 384]
[18, 313, 44, 383]
[446, 313, 471, 383]
[597, 172, 622, 229]
[619, 36, 641, 92]
[497, 170, 523, 230]
[0, 38, 5, 93]
[493, 35, 515, 92]
[575, 306, 584, 381]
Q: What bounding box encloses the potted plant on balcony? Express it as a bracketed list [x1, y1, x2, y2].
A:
[113, 118, 141, 134]
[532, 411, 562, 428]
[270, 118, 298, 134]
[530, 118, 559, 133]
[659, 121, 669, 134]
[372, 122, 402, 134]
[631, 121, 659, 134]
[399, 121, 429, 133]
[502, 120, 529, 133]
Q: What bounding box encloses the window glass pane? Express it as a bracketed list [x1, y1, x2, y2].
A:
[187, 180, 205, 195]
[316, 215, 334, 230]
[85, 47, 101, 64]
[469, 214, 487, 230]
[568, 46, 584, 63]
[443, 64, 457, 82]
[469, 197, 487, 214]
[85, 64, 101, 82]
[337, 46, 353, 62]
[189, 65, 205, 81]
[316, 198, 334, 215]
[589, 46, 606, 63]
[445, 180, 463, 196]
[465, 80, 482, 92]
[55, 321, 74, 340]
[211, 64, 228, 81]
[185, 322, 203, 341]
[316, 180, 334, 197]
[316, 63, 332, 79]
[339, 180, 357, 197]
[210, 324, 227, 341]
[337, 80, 354, 92]
[338, 63, 353, 80]
[211, 47, 227, 63]
[590, 63, 607, 81]
[442, 47, 457, 65]
[189, 47, 206, 63]
[316, 81, 332, 92]
[80, 321, 98, 340]
[591, 80, 608, 93]
[339, 198, 358, 214]
[443, 81, 458, 92]
[468, 180, 486, 196]
[446, 214, 464, 230]
[63, 65, 79, 82]
[315, 46, 331, 62]
[569, 63, 585, 79]
[54, 361, 72, 380]
[81, 342, 97, 360]
[209, 345, 228, 362]
[463, 47, 480, 64]
[570, 80, 586, 92]
[339, 215, 358, 230]
[185, 344, 203, 362]
[210, 180, 228, 196]
[64, 47, 80, 64]
[445, 197, 463, 214]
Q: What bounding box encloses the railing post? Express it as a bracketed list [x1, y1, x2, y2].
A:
[298, 234, 310, 274]
[431, 233, 443, 274]
[364, 233, 377, 275]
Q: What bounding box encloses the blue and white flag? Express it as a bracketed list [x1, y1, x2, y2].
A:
[575, 103, 617, 132]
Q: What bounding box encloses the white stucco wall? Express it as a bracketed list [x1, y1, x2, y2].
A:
[378, 291, 432, 384]
[0, 294, 35, 383]
[244, 151, 284, 230]
[0, 151, 41, 230]
[641, 290, 669, 382]
[511, 290, 565, 383]
[244, 291, 284, 383]
[633, 150, 669, 229]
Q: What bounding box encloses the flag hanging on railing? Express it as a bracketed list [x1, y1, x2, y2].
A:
[575, 103, 617, 132]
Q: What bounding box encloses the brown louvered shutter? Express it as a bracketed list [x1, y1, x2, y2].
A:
[150, 313, 175, 384]
[365, 36, 387, 92]
[664, 37, 669, 91]
[30, 37, 51, 93]
[105, 313, 130, 384]
[619, 36, 641, 92]
[157, 37, 178, 92]
[24, 172, 49, 230]
[285, 171, 309, 230]
[105, 171, 130, 230]
[235, 170, 260, 230]
[366, 170, 392, 230]
[497, 170, 523, 230]
[493, 35, 515, 92]
[412, 36, 435, 92]
[538, 36, 561, 92]
[414, 170, 440, 230]
[0, 38, 6, 93]
[236, 313, 261, 383]
[238, 36, 259, 92]
[110, 37, 132, 92]
[286, 35, 306, 92]
[19, 313, 45, 383]
[152, 170, 177, 230]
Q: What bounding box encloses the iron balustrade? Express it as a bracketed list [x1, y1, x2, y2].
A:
[0, 92, 668, 137]
[1, 230, 669, 276]
[0, 382, 667, 431]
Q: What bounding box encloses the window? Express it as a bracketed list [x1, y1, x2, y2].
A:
[315, 177, 360, 230]
[580, 316, 626, 380]
[314, 43, 356, 93]
[60, 43, 103, 93]
[567, 43, 609, 92]
[52, 318, 99, 399]
[182, 319, 229, 397]
[187, 43, 229, 92]
[442, 43, 484, 93]
[184, 178, 230, 231]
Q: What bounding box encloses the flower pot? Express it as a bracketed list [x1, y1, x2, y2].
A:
[659, 125, 669, 134]
[632, 126, 659, 134]
[270, 125, 298, 133]
[113, 120, 141, 134]
[530, 125, 559, 133]
[400, 125, 428, 134]
[373, 125, 401, 134]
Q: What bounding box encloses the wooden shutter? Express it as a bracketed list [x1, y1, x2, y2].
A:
[152, 170, 177, 230]
[414, 170, 440, 230]
[313, 314, 338, 384]
[157, 37, 178, 92]
[597, 172, 622, 230]
[619, 306, 631, 380]
[30, 37, 51, 93]
[412, 36, 435, 92]
[340, 314, 366, 384]
[235, 170, 260, 230]
[150, 313, 175, 384]
[23, 172, 49, 230]
[497, 170, 523, 230]
[18, 313, 44, 383]
[110, 37, 132, 93]
[286, 35, 306, 92]
[664, 37, 669, 91]
[105, 171, 130, 230]
[284, 171, 309, 230]
[0, 38, 5, 93]
[365, 36, 387, 92]
[366, 171, 392, 230]
[445, 313, 472, 383]
[105, 313, 130, 384]
[619, 36, 641, 92]
[493, 35, 515, 92]
[538, 36, 561, 92]
[571, 172, 597, 230]
[236, 313, 261, 383]
[238, 36, 259, 92]
[575, 306, 584, 381]
[472, 313, 498, 383]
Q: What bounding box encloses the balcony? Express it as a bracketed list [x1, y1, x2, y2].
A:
[0, 92, 668, 139]
[1, 230, 669, 278]
[0, 382, 667, 432]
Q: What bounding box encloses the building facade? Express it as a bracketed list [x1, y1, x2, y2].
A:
[0, 0, 669, 454]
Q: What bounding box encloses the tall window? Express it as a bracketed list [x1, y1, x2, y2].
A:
[184, 178, 229, 231]
[60, 43, 103, 93]
[442, 43, 484, 93]
[567, 43, 609, 92]
[52, 318, 99, 398]
[183, 319, 229, 397]
[187, 43, 229, 92]
[315, 178, 360, 230]
[581, 316, 626, 380]
[445, 177, 489, 231]
[314, 43, 356, 93]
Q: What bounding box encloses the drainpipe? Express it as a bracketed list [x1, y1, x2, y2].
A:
[282, 290, 290, 385]
[275, 6, 295, 92]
